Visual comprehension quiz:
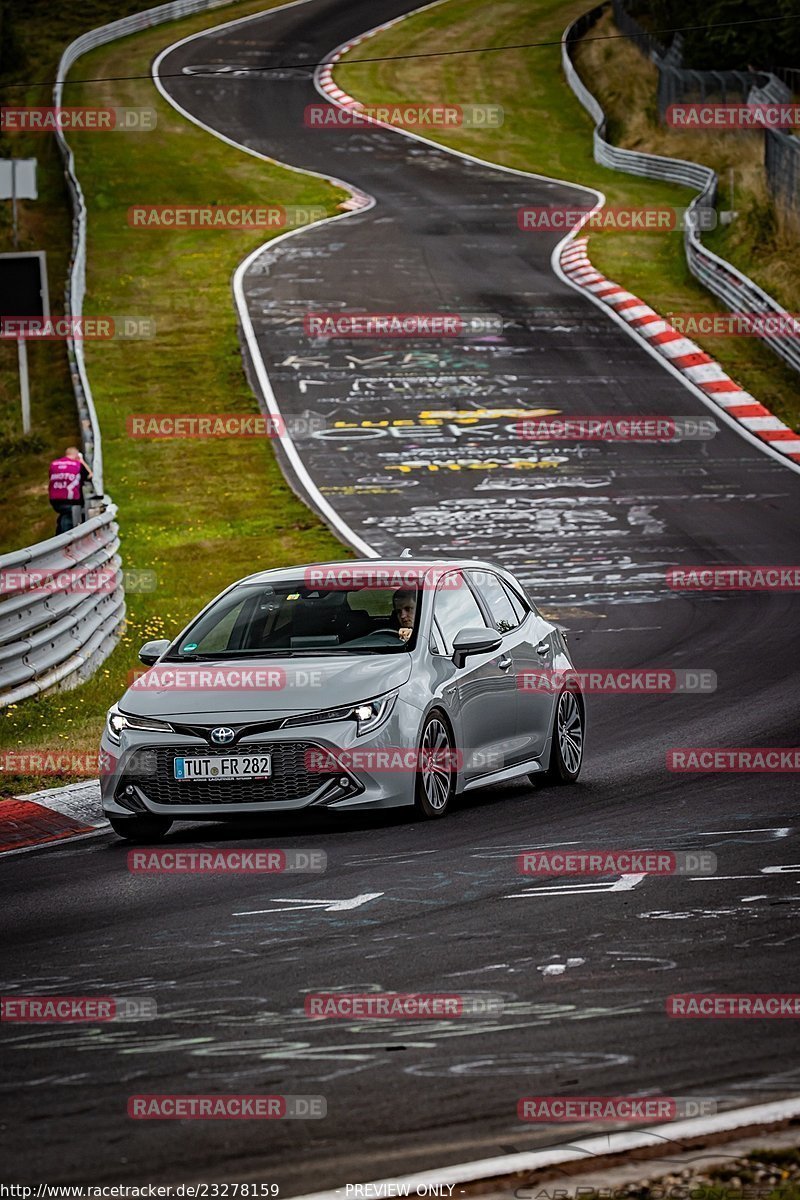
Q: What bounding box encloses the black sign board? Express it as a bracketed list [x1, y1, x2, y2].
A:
[0, 251, 49, 319]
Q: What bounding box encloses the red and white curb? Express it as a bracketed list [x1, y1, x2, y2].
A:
[314, 56, 373, 212]
[0, 780, 107, 857]
[560, 238, 800, 462]
[317, 15, 434, 153]
[317, 19, 800, 471]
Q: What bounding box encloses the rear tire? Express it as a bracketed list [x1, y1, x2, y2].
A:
[414, 712, 455, 819]
[532, 687, 584, 786]
[108, 814, 173, 843]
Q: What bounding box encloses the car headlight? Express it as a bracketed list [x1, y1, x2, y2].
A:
[105, 705, 174, 744]
[351, 693, 397, 736]
[282, 692, 398, 736]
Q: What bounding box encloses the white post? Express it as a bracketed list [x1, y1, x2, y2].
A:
[11, 159, 18, 250]
[17, 338, 30, 434]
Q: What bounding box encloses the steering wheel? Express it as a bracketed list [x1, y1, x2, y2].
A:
[348, 629, 404, 644]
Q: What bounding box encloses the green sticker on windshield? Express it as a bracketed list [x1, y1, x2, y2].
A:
[182, 643, 198, 652]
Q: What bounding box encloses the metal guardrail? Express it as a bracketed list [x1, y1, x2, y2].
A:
[2, 0, 239, 707]
[562, 5, 800, 378]
[0, 503, 125, 707]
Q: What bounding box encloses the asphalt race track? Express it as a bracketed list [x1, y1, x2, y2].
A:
[2, 0, 800, 1190]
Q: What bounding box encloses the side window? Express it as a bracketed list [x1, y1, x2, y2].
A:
[501, 580, 529, 625]
[467, 571, 520, 633]
[433, 573, 488, 655]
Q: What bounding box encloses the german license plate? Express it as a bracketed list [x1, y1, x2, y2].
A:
[173, 754, 272, 780]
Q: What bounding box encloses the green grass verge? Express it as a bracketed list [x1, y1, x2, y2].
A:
[0, 0, 350, 796]
[0, 0, 173, 554]
[336, 0, 800, 430]
[574, 1145, 800, 1199]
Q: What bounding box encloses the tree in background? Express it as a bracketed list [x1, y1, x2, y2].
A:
[628, 0, 800, 70]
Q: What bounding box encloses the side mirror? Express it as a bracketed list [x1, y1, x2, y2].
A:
[138, 639, 170, 666]
[452, 626, 502, 669]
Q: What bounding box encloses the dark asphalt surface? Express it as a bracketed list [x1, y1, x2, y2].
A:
[2, 0, 800, 1191]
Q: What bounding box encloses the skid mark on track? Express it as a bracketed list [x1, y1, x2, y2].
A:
[405, 1050, 632, 1078]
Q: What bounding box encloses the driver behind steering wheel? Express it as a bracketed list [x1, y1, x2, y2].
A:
[391, 588, 417, 642]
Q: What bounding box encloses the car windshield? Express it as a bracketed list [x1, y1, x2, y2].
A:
[165, 581, 420, 658]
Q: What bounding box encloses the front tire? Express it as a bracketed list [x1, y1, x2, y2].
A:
[108, 814, 173, 843]
[535, 687, 584, 786]
[414, 712, 455, 819]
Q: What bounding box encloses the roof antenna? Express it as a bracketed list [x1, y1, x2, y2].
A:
[399, 547, 413, 558]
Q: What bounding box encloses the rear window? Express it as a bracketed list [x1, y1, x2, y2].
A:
[466, 571, 521, 633]
[432, 572, 489, 655]
[501, 579, 529, 624]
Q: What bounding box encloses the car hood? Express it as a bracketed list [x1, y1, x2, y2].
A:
[119, 654, 413, 720]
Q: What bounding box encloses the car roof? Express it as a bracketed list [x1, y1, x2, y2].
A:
[237, 558, 507, 586]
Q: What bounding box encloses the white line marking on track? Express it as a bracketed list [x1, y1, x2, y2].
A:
[506, 873, 646, 898]
[702, 828, 791, 837]
[287, 1098, 800, 1199]
[234, 892, 383, 915]
[151, 0, 380, 558]
[315, 2, 800, 477]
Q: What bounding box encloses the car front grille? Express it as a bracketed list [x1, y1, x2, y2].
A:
[118, 743, 335, 807]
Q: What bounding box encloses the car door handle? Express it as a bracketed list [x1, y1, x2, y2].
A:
[536, 641, 550, 656]
[498, 656, 513, 671]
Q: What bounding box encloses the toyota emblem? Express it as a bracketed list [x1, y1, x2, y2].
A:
[210, 726, 235, 746]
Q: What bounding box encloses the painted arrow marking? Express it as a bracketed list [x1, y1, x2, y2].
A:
[234, 892, 383, 916]
[505, 874, 646, 898]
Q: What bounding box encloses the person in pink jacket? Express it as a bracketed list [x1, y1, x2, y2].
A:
[48, 447, 92, 535]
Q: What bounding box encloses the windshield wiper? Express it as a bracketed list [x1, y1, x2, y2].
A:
[162, 651, 296, 662]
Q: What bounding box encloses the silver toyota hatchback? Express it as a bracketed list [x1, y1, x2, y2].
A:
[100, 557, 585, 840]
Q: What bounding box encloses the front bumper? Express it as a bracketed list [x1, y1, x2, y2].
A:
[100, 705, 422, 819]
